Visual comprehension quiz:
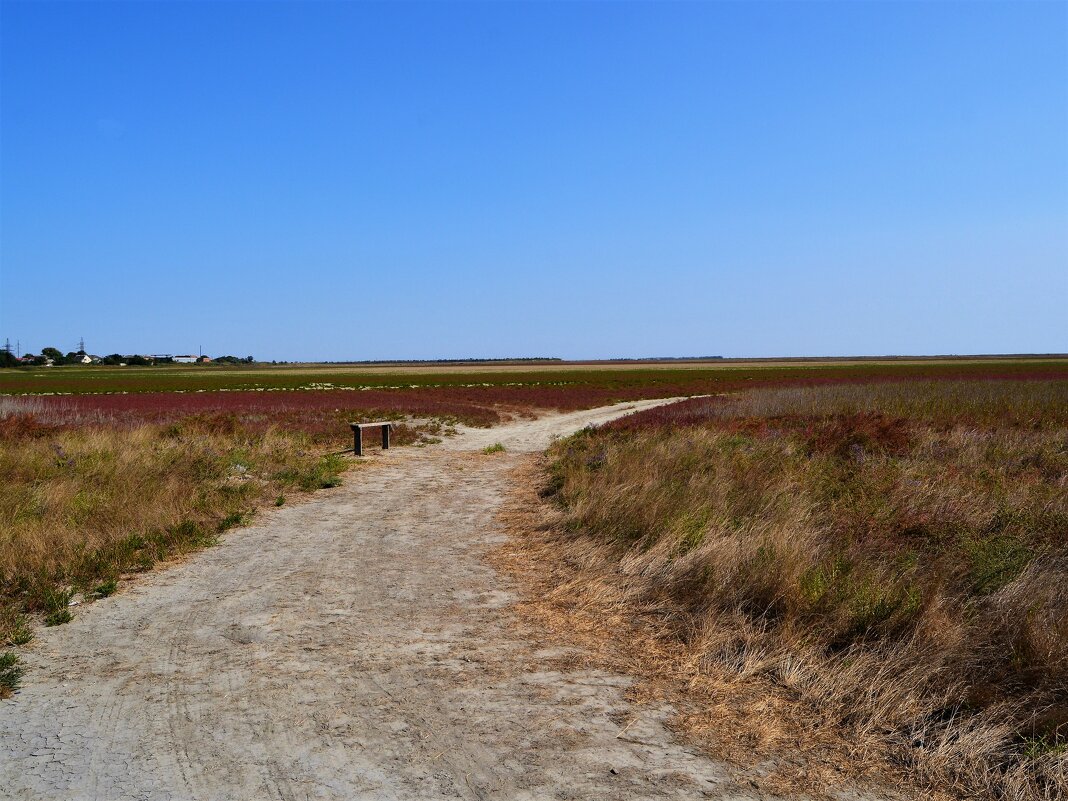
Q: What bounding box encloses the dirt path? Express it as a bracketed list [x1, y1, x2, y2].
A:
[2, 400, 829, 800]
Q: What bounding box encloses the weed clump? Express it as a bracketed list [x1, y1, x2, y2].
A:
[217, 512, 248, 532]
[92, 579, 117, 599]
[2, 613, 32, 646]
[41, 587, 73, 627]
[273, 454, 345, 491]
[0, 652, 22, 698]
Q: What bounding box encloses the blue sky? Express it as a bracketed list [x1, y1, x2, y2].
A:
[2, 1, 1065, 360]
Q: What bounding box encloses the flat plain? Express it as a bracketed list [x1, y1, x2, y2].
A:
[2, 357, 1066, 800]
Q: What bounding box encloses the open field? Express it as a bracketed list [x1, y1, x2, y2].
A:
[542, 379, 1068, 800]
[1, 401, 797, 801]
[2, 356, 1065, 396]
[2, 359, 1067, 798]
[3, 359, 1065, 651]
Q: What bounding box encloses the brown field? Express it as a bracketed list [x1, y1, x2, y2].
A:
[543, 379, 1068, 800]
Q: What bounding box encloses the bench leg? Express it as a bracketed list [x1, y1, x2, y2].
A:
[354, 427, 363, 456]
[382, 424, 390, 450]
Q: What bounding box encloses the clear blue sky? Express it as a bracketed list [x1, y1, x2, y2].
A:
[2, 1, 1065, 361]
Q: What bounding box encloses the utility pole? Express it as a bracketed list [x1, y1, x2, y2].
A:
[16, 339, 20, 358]
[78, 336, 86, 353]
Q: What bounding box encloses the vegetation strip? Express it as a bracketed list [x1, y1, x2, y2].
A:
[2, 357, 1064, 396]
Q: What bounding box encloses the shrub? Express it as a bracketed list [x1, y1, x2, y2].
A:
[0, 652, 22, 698]
[92, 579, 117, 599]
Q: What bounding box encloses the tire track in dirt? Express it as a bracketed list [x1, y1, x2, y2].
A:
[1, 399, 831, 800]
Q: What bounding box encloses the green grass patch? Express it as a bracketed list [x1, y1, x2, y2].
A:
[2, 613, 33, 646]
[274, 454, 347, 490]
[964, 534, 1032, 595]
[0, 652, 22, 698]
[217, 511, 249, 532]
[92, 579, 118, 599]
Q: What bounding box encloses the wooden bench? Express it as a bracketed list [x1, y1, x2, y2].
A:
[349, 421, 393, 456]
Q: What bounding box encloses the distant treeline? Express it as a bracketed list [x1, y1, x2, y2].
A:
[0, 348, 255, 367]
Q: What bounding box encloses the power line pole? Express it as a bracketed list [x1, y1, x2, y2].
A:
[78, 336, 86, 353]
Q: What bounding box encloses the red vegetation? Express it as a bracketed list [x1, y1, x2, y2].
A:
[12, 382, 714, 433]
[0, 413, 58, 441]
[798, 412, 913, 458]
[9, 384, 692, 444]
[9, 364, 1066, 444]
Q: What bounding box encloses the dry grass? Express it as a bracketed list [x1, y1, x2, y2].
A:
[0, 393, 468, 693]
[0, 412, 373, 650]
[537, 380, 1068, 800]
[494, 457, 927, 798]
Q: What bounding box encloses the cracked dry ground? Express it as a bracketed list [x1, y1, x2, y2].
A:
[1, 400, 883, 801]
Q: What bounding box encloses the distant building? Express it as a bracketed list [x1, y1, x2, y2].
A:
[197, 355, 212, 363]
[73, 354, 92, 365]
[173, 355, 198, 364]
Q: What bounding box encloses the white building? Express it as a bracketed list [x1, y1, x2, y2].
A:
[173, 355, 198, 364]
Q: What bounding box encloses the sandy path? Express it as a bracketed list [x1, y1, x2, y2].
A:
[2, 400, 795, 801]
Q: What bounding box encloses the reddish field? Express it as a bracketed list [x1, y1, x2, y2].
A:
[8, 362, 1067, 441]
[604, 374, 1068, 432]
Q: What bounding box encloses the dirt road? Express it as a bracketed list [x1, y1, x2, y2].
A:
[1, 400, 809, 800]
